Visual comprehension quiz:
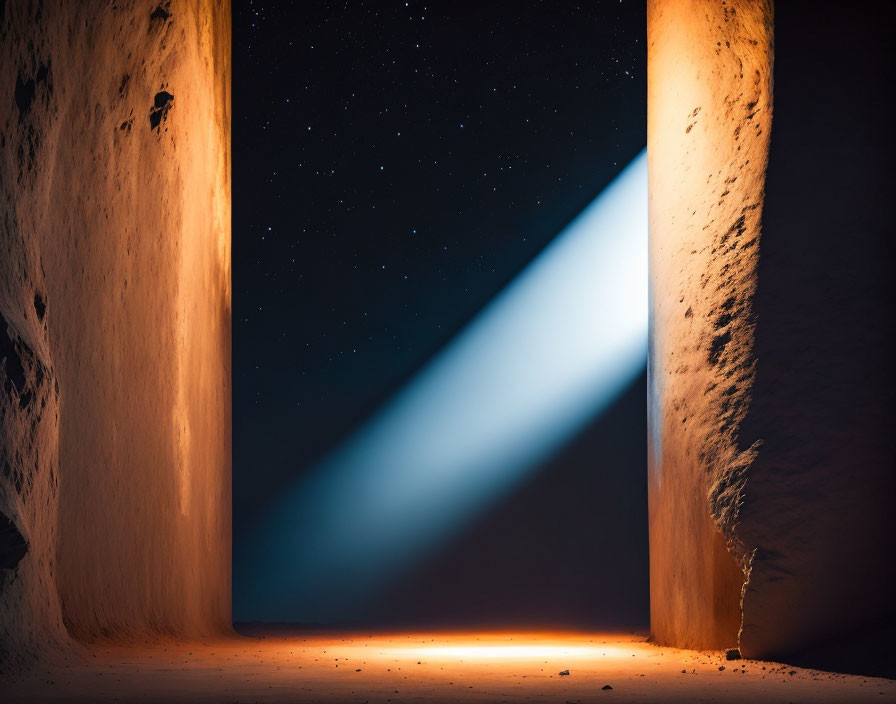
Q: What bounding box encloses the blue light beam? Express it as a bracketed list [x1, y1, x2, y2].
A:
[238, 150, 647, 622]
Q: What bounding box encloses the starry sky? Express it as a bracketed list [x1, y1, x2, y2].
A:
[233, 1, 647, 625]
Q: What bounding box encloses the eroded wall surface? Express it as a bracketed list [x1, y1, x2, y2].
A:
[648, 0, 895, 668]
[647, 0, 772, 652]
[0, 0, 231, 663]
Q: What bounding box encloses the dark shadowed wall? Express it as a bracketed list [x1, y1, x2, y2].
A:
[735, 1, 896, 670]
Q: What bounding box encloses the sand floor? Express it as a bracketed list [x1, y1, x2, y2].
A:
[5, 630, 895, 703]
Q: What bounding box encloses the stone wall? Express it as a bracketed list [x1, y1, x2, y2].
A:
[0, 0, 232, 664]
[648, 0, 895, 671]
[647, 0, 772, 652]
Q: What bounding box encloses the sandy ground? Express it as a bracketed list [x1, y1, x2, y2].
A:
[5, 630, 894, 703]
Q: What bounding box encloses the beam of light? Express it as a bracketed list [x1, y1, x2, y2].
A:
[237, 150, 647, 622]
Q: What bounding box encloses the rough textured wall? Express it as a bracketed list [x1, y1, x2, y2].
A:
[649, 0, 896, 670]
[647, 0, 773, 652]
[0, 277, 66, 670]
[734, 2, 896, 668]
[0, 0, 231, 663]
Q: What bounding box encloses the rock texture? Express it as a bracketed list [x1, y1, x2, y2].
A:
[0, 0, 231, 665]
[647, 0, 772, 652]
[0, 303, 66, 670]
[648, 0, 895, 672]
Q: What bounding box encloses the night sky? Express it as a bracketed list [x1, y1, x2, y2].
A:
[233, 1, 647, 626]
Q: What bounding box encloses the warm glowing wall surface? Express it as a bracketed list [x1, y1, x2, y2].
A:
[649, 0, 895, 670]
[0, 0, 231, 662]
[647, 0, 772, 652]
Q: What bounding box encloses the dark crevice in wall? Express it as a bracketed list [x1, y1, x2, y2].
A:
[1, 312, 26, 395]
[0, 513, 27, 571]
[150, 3, 172, 23]
[149, 90, 174, 131]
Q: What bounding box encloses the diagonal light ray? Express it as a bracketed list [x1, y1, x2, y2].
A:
[237, 150, 647, 622]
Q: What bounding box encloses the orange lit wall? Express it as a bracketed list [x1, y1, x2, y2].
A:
[0, 0, 231, 663]
[648, 0, 896, 665]
[647, 0, 773, 652]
